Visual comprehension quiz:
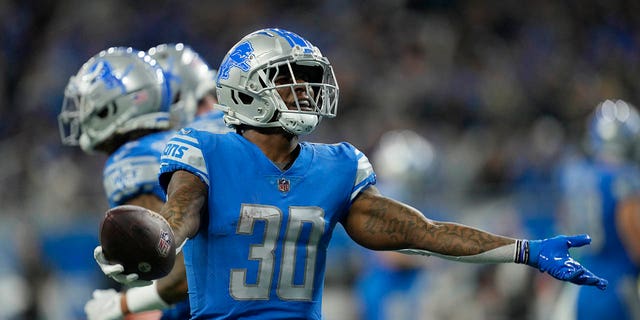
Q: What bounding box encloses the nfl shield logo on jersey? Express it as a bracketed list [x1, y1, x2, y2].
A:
[278, 178, 290, 193]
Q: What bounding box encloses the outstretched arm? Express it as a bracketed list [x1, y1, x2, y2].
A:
[343, 186, 607, 290]
[344, 186, 514, 255]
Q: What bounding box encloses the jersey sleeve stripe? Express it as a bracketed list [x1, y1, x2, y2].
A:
[103, 156, 159, 174]
[350, 148, 376, 201]
[350, 176, 375, 201]
[355, 153, 374, 186]
[172, 134, 200, 146]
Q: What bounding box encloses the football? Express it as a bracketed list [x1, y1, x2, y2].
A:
[99, 205, 176, 281]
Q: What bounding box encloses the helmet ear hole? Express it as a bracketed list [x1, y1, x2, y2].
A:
[230, 90, 240, 105]
[96, 103, 118, 118]
[238, 92, 253, 104]
[97, 105, 110, 118]
[230, 90, 255, 105]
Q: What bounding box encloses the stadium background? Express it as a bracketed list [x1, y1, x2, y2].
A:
[0, 0, 638, 318]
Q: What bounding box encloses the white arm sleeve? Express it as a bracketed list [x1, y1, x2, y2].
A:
[396, 241, 521, 264]
[126, 281, 169, 313]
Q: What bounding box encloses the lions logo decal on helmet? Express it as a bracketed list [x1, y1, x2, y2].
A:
[218, 41, 254, 81]
[86, 60, 129, 93]
[266, 28, 315, 54]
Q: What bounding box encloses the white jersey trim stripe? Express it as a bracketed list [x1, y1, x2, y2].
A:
[104, 156, 159, 173]
[173, 134, 200, 145]
[350, 148, 375, 201]
[354, 152, 374, 187]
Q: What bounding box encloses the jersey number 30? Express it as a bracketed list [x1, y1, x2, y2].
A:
[230, 204, 325, 301]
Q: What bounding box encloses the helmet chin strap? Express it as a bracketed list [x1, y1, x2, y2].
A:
[278, 113, 319, 135]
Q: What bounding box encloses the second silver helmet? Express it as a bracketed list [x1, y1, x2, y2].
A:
[58, 47, 171, 152]
[148, 43, 217, 127]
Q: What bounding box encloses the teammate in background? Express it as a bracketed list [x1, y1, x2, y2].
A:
[94, 28, 607, 319]
[148, 43, 227, 134]
[58, 45, 226, 320]
[58, 47, 175, 320]
[553, 99, 640, 320]
[150, 43, 229, 137]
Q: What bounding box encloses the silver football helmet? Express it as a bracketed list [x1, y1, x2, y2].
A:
[586, 99, 640, 162]
[148, 43, 217, 127]
[58, 47, 171, 152]
[215, 28, 339, 135]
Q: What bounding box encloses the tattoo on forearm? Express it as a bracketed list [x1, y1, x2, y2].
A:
[161, 172, 206, 242]
[360, 193, 513, 255]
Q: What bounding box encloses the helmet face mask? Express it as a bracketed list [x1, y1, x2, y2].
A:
[148, 43, 217, 127]
[58, 47, 171, 153]
[58, 82, 82, 146]
[216, 28, 339, 135]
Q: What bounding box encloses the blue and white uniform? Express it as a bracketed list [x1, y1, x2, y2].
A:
[557, 157, 640, 319]
[159, 129, 376, 319]
[104, 131, 174, 207]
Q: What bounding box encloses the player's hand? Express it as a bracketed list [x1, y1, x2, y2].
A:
[94, 246, 153, 287]
[84, 289, 123, 320]
[528, 234, 608, 290]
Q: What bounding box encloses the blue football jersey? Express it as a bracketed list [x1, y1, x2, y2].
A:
[559, 157, 640, 320]
[103, 131, 175, 207]
[159, 130, 376, 319]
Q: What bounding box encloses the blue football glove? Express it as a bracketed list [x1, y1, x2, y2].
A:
[523, 234, 607, 290]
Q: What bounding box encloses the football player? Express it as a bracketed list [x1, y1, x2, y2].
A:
[59, 45, 227, 320]
[553, 99, 640, 319]
[94, 28, 607, 319]
[58, 47, 175, 320]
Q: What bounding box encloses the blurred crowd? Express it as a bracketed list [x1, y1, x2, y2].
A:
[1, 0, 639, 319]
